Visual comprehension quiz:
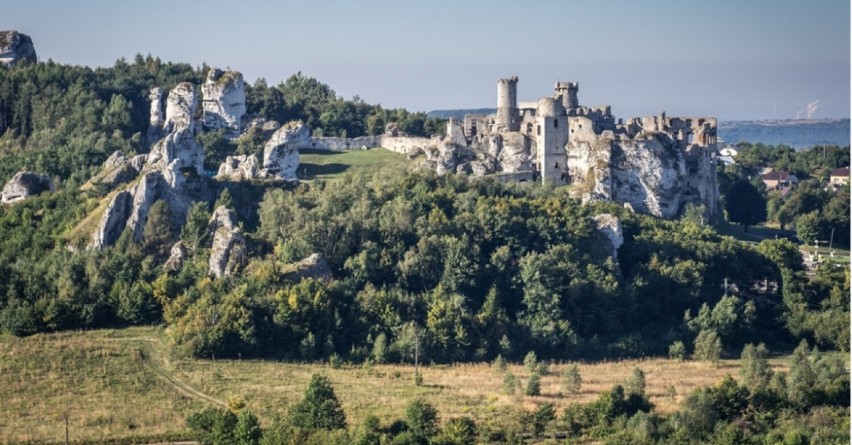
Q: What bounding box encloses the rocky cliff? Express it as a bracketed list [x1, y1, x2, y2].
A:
[0, 30, 37, 66]
[262, 121, 306, 180]
[207, 206, 246, 278]
[201, 68, 246, 137]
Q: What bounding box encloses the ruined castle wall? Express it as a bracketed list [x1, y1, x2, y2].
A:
[304, 136, 383, 151]
[381, 136, 439, 155]
[496, 76, 520, 131]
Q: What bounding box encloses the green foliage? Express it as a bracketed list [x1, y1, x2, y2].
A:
[625, 367, 646, 396]
[405, 399, 439, 438]
[187, 406, 238, 445]
[491, 354, 507, 374]
[288, 374, 347, 431]
[795, 210, 825, 244]
[532, 403, 555, 438]
[668, 341, 686, 361]
[561, 363, 582, 395]
[181, 201, 211, 256]
[693, 329, 722, 363]
[739, 343, 773, 390]
[434, 417, 477, 445]
[502, 372, 518, 395]
[523, 350, 538, 373]
[234, 410, 263, 445]
[723, 178, 766, 231]
[525, 372, 541, 396]
[143, 199, 177, 258]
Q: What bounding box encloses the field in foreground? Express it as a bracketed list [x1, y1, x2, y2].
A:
[296, 147, 409, 181]
[0, 327, 791, 444]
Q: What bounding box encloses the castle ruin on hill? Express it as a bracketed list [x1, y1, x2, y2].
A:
[442, 76, 721, 219]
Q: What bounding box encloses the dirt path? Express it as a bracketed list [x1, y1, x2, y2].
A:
[123, 335, 227, 408]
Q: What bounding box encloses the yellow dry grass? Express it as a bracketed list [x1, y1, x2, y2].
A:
[0, 327, 790, 443]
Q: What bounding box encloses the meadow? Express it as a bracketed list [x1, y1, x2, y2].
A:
[0, 327, 791, 444]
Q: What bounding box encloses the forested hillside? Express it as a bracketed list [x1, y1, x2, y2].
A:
[0, 56, 848, 445]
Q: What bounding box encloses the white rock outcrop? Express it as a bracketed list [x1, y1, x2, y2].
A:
[262, 121, 307, 180]
[216, 154, 261, 181]
[90, 191, 132, 249]
[0, 30, 37, 66]
[164, 241, 187, 272]
[282, 253, 333, 283]
[201, 68, 246, 137]
[147, 82, 205, 188]
[1, 171, 54, 204]
[147, 87, 165, 147]
[593, 214, 623, 259]
[207, 206, 246, 278]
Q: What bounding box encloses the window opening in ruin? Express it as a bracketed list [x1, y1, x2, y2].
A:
[554, 119, 558, 128]
[554, 162, 559, 169]
[537, 125, 541, 135]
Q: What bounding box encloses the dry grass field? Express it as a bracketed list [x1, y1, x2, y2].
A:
[0, 327, 791, 444]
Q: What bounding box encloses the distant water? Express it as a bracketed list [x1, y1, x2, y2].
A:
[717, 119, 850, 149]
[428, 110, 849, 150]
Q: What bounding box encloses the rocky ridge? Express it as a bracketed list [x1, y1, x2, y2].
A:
[0, 30, 37, 66]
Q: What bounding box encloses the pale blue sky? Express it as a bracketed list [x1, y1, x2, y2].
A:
[2, 0, 849, 120]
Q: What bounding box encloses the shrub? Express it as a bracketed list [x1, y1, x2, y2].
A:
[668, 341, 686, 361]
[525, 372, 541, 396]
[561, 363, 582, 395]
[288, 374, 347, 430]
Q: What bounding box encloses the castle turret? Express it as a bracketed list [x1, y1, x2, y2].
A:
[555, 81, 579, 110]
[536, 97, 569, 185]
[496, 76, 520, 131]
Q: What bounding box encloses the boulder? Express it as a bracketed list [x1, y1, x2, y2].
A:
[262, 121, 307, 180]
[593, 214, 623, 259]
[201, 68, 246, 137]
[164, 241, 187, 272]
[0, 30, 36, 66]
[1, 171, 54, 204]
[216, 154, 261, 181]
[282, 253, 333, 283]
[90, 191, 132, 249]
[207, 205, 245, 278]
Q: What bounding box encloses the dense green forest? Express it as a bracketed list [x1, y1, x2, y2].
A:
[0, 57, 848, 445]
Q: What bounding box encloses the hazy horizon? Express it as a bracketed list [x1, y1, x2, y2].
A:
[2, 0, 849, 120]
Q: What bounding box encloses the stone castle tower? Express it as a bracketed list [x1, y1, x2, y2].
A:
[554, 81, 579, 111]
[496, 76, 520, 132]
[535, 97, 569, 185]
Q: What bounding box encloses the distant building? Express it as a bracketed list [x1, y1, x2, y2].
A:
[829, 167, 849, 186]
[719, 146, 739, 157]
[761, 170, 798, 191]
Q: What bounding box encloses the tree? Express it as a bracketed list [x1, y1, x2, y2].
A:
[187, 407, 238, 445]
[234, 410, 262, 445]
[435, 417, 477, 445]
[405, 399, 439, 438]
[786, 340, 815, 407]
[181, 201, 211, 256]
[525, 372, 542, 396]
[668, 341, 686, 361]
[626, 367, 646, 396]
[739, 343, 772, 390]
[724, 179, 766, 231]
[288, 374, 347, 430]
[143, 199, 177, 258]
[693, 329, 722, 363]
[795, 211, 825, 244]
[561, 364, 582, 395]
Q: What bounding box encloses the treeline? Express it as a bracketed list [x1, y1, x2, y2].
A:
[0, 56, 444, 185]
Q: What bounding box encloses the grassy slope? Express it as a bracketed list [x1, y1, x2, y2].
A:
[296, 148, 409, 181]
[0, 327, 791, 443]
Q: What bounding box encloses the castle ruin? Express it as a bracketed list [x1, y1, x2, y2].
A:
[448, 76, 720, 219]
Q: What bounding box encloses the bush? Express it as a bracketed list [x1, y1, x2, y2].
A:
[502, 372, 518, 395]
[405, 399, 439, 438]
[491, 354, 507, 374]
[668, 341, 686, 361]
[435, 417, 477, 445]
[693, 329, 722, 363]
[523, 351, 538, 373]
[186, 407, 238, 445]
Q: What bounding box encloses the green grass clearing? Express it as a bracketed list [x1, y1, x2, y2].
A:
[296, 148, 409, 181]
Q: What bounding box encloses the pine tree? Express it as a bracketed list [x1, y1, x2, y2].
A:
[561, 364, 582, 395]
[288, 374, 347, 430]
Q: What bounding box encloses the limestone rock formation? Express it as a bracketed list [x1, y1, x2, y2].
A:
[90, 191, 132, 249]
[125, 171, 168, 241]
[0, 30, 37, 66]
[164, 241, 187, 272]
[216, 154, 261, 181]
[201, 68, 246, 137]
[593, 214, 623, 259]
[1, 171, 54, 204]
[282, 253, 333, 283]
[94, 151, 142, 190]
[147, 87, 165, 147]
[262, 121, 307, 180]
[147, 82, 205, 188]
[207, 206, 246, 278]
